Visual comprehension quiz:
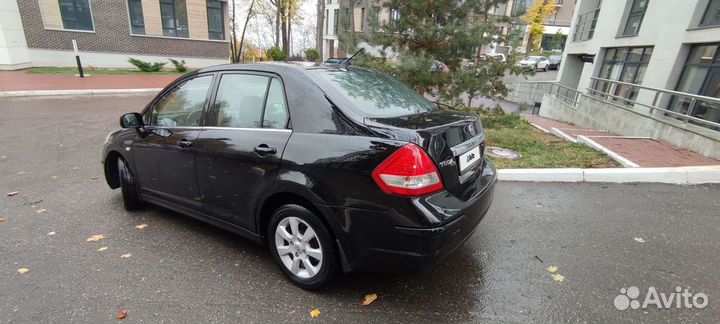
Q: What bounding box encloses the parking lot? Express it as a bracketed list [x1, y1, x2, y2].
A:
[1, 94, 718, 323]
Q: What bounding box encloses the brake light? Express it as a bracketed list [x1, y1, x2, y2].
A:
[371, 144, 444, 197]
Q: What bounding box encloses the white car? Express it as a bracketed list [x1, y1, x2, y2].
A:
[517, 56, 549, 72]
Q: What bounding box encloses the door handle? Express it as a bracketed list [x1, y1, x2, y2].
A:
[254, 144, 277, 156]
[178, 139, 193, 148]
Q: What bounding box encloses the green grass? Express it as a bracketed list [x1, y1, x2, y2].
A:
[26, 67, 186, 75]
[479, 111, 620, 169]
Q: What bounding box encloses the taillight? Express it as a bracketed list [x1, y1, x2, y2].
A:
[371, 144, 444, 197]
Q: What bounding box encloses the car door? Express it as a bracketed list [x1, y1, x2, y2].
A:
[193, 72, 292, 230]
[132, 74, 215, 209]
[539, 57, 548, 69]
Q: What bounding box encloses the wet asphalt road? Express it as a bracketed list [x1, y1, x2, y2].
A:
[1, 94, 719, 324]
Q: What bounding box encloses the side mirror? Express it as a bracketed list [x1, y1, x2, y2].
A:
[120, 112, 143, 128]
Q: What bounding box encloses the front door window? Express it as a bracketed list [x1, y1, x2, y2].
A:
[148, 75, 213, 127]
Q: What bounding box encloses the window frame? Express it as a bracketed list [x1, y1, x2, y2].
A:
[159, 0, 189, 38]
[143, 73, 217, 128]
[207, 0, 225, 40]
[126, 0, 145, 35]
[57, 0, 95, 32]
[595, 46, 654, 103]
[333, 9, 339, 33]
[207, 71, 291, 130]
[621, 0, 649, 37]
[700, 0, 720, 27]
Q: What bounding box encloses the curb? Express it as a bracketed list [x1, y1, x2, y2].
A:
[0, 88, 161, 98]
[497, 165, 720, 184]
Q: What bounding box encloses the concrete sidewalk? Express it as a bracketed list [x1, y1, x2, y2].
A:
[0, 70, 177, 92]
[524, 115, 720, 167]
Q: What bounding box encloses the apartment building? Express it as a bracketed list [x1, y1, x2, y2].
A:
[538, 0, 720, 158]
[321, 0, 340, 61]
[0, 0, 229, 70]
[491, 0, 577, 53]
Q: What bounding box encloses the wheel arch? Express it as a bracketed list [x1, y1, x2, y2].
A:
[104, 150, 125, 189]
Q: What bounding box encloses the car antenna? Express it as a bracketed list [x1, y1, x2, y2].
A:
[345, 48, 365, 66]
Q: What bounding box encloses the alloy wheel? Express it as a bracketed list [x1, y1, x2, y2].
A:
[274, 216, 323, 279]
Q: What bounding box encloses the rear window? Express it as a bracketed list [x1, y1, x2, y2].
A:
[310, 68, 438, 118]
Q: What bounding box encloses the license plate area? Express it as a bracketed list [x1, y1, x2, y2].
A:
[457, 145, 481, 173]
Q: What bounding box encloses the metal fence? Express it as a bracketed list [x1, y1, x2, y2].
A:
[587, 77, 720, 131]
[548, 83, 581, 108]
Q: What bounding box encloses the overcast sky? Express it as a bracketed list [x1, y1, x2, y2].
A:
[237, 0, 318, 55]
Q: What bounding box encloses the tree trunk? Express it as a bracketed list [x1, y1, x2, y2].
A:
[288, 14, 292, 56]
[238, 0, 255, 62]
[275, 10, 280, 47]
[316, 0, 324, 57]
[229, 0, 240, 63]
[281, 1, 289, 56]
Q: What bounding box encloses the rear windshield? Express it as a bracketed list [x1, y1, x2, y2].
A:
[310, 68, 438, 118]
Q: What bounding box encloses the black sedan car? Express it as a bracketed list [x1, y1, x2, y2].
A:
[548, 55, 562, 70]
[102, 63, 496, 289]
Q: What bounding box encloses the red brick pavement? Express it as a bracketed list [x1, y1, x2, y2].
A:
[0, 70, 177, 92]
[522, 115, 720, 167]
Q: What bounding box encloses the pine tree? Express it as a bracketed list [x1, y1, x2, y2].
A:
[352, 0, 525, 106]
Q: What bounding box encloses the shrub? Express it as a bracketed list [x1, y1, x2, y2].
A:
[266, 47, 287, 61]
[168, 58, 187, 73]
[304, 48, 320, 62]
[128, 58, 166, 72]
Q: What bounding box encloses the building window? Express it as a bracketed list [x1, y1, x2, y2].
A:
[207, 0, 225, 40]
[58, 0, 93, 31]
[160, 0, 189, 38]
[343, 8, 350, 31]
[622, 0, 649, 36]
[595, 46, 654, 102]
[360, 7, 365, 31]
[333, 9, 339, 33]
[127, 0, 145, 35]
[668, 43, 720, 125]
[701, 0, 720, 27]
[390, 8, 400, 22]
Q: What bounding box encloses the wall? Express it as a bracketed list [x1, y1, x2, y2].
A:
[0, 0, 31, 70]
[18, 0, 229, 61]
[27, 48, 227, 68]
[540, 94, 720, 160]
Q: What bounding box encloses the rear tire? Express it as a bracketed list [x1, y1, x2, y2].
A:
[268, 204, 337, 290]
[117, 158, 142, 211]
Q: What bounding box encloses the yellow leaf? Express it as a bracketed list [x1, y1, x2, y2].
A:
[135, 224, 148, 230]
[361, 293, 378, 306]
[634, 237, 645, 243]
[98, 246, 108, 252]
[310, 309, 320, 318]
[6, 191, 19, 197]
[86, 234, 107, 242]
[535, 204, 543, 208]
[551, 273, 565, 282]
[547, 266, 558, 273]
[36, 208, 47, 214]
[17, 268, 29, 274]
[121, 253, 132, 258]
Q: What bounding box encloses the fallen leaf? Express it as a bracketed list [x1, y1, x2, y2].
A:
[120, 253, 133, 259]
[86, 234, 107, 242]
[551, 273, 565, 282]
[310, 309, 320, 318]
[17, 268, 29, 274]
[547, 266, 558, 273]
[91, 177, 100, 180]
[51, 176, 58, 179]
[287, 310, 296, 315]
[16, 171, 27, 175]
[634, 237, 646, 243]
[0, 218, 6, 223]
[47, 231, 56, 236]
[361, 293, 378, 306]
[6, 191, 19, 197]
[72, 167, 78, 170]
[135, 224, 148, 230]
[117, 310, 127, 320]
[535, 204, 543, 208]
[97, 246, 108, 252]
[36, 208, 47, 214]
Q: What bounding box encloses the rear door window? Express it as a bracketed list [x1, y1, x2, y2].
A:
[209, 73, 290, 129]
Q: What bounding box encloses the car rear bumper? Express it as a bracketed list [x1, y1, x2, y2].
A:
[332, 159, 497, 272]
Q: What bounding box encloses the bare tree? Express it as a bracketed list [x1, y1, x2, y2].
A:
[315, 0, 324, 56]
[238, 0, 256, 61]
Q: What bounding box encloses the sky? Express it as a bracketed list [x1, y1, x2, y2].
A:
[236, 0, 318, 55]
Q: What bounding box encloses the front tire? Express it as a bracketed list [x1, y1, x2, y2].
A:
[268, 204, 337, 290]
[117, 158, 142, 211]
